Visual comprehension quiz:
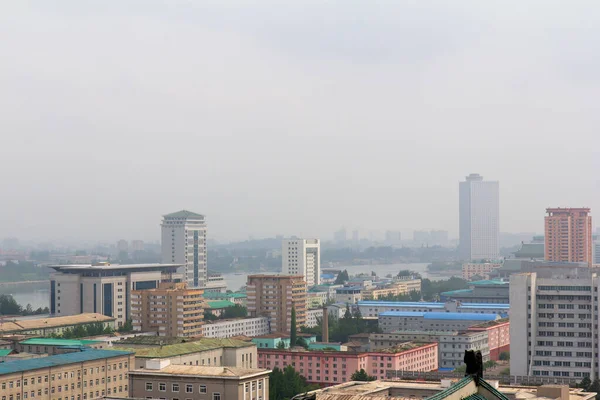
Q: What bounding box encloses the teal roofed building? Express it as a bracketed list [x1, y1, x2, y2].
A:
[440, 280, 509, 304]
[17, 338, 105, 355]
[205, 300, 237, 317]
[203, 292, 247, 306]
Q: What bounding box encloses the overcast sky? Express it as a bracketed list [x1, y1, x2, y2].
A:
[1, 1, 599, 243]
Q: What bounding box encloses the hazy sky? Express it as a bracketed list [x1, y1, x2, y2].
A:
[1, 1, 599, 243]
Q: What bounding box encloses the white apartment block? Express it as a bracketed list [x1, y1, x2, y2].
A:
[462, 262, 502, 281]
[511, 263, 597, 380]
[459, 173, 500, 261]
[306, 308, 324, 328]
[161, 210, 207, 288]
[202, 317, 270, 338]
[282, 238, 320, 286]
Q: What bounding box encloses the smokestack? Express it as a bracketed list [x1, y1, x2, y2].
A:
[322, 306, 329, 343]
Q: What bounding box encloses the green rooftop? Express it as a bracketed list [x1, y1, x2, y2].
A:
[115, 338, 253, 358]
[0, 349, 13, 357]
[20, 338, 101, 347]
[468, 280, 508, 286]
[206, 300, 236, 309]
[203, 292, 246, 299]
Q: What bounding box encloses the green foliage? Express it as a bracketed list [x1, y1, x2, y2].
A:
[290, 306, 297, 347]
[499, 367, 510, 376]
[118, 319, 134, 333]
[379, 290, 421, 302]
[483, 360, 497, 370]
[300, 306, 380, 343]
[53, 322, 113, 339]
[276, 341, 286, 349]
[296, 337, 308, 349]
[421, 277, 469, 301]
[499, 352, 510, 361]
[222, 304, 248, 319]
[578, 377, 592, 390]
[397, 270, 421, 279]
[334, 270, 349, 285]
[269, 366, 319, 400]
[204, 310, 218, 321]
[351, 369, 376, 381]
[0, 261, 50, 283]
[454, 365, 466, 373]
[0, 294, 49, 316]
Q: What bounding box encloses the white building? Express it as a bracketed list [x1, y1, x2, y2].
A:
[282, 238, 321, 286]
[459, 173, 499, 261]
[202, 317, 270, 338]
[510, 263, 596, 380]
[205, 274, 228, 293]
[306, 308, 324, 328]
[358, 300, 509, 318]
[161, 210, 207, 288]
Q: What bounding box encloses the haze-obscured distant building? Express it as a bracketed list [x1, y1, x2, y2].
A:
[161, 210, 207, 288]
[430, 230, 449, 246]
[131, 240, 144, 251]
[385, 230, 402, 245]
[545, 208, 592, 265]
[413, 230, 430, 244]
[117, 239, 128, 253]
[334, 228, 347, 243]
[459, 173, 499, 261]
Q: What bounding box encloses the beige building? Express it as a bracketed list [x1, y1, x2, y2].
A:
[49, 263, 182, 328]
[113, 337, 257, 370]
[461, 262, 502, 280]
[130, 282, 204, 337]
[0, 313, 115, 336]
[129, 360, 270, 400]
[362, 278, 422, 300]
[0, 349, 134, 400]
[246, 275, 306, 333]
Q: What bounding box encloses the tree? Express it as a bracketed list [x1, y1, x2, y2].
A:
[276, 341, 286, 349]
[579, 377, 592, 390]
[119, 319, 134, 333]
[269, 366, 319, 400]
[499, 367, 510, 376]
[204, 310, 218, 321]
[351, 369, 375, 381]
[483, 360, 497, 370]
[222, 304, 248, 319]
[499, 352, 510, 361]
[588, 379, 600, 395]
[334, 270, 349, 285]
[290, 306, 297, 347]
[296, 337, 308, 349]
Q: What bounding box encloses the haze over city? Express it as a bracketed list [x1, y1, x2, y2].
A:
[1, 1, 599, 243]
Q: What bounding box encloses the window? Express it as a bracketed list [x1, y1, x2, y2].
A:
[200, 385, 207, 394]
[186, 385, 193, 393]
[159, 383, 166, 392]
[213, 394, 221, 400]
[145, 383, 153, 391]
[172, 384, 179, 392]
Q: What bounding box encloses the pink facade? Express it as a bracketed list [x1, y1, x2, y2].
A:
[257, 343, 438, 386]
[468, 320, 510, 361]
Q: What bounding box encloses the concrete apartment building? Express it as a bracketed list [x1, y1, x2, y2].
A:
[545, 208, 593, 265]
[378, 311, 500, 333]
[462, 262, 502, 280]
[129, 360, 270, 400]
[113, 337, 257, 370]
[161, 210, 208, 288]
[0, 349, 133, 400]
[257, 342, 438, 385]
[511, 263, 597, 379]
[459, 173, 500, 261]
[130, 282, 204, 337]
[0, 313, 115, 336]
[49, 263, 181, 328]
[305, 309, 324, 328]
[282, 239, 320, 287]
[358, 300, 509, 318]
[246, 275, 307, 333]
[440, 280, 509, 304]
[203, 317, 270, 339]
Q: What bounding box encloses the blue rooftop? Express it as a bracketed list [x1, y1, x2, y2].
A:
[0, 349, 133, 376]
[379, 311, 499, 321]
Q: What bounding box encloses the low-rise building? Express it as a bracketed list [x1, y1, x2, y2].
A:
[131, 282, 204, 337]
[16, 338, 106, 354]
[467, 318, 510, 360]
[306, 290, 327, 308]
[306, 308, 324, 328]
[462, 262, 502, 280]
[129, 359, 270, 400]
[335, 287, 363, 304]
[0, 313, 116, 336]
[378, 311, 499, 333]
[0, 349, 133, 400]
[205, 300, 237, 318]
[205, 274, 228, 293]
[252, 333, 317, 350]
[113, 337, 257, 369]
[440, 280, 509, 304]
[202, 317, 270, 338]
[358, 300, 509, 318]
[203, 292, 247, 306]
[257, 342, 438, 385]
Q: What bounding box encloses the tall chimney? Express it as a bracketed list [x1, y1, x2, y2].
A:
[322, 306, 329, 343]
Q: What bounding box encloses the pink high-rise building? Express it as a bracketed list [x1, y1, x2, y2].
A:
[544, 208, 592, 265]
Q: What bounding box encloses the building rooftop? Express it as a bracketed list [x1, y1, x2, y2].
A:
[0, 313, 115, 334]
[0, 349, 13, 357]
[202, 292, 247, 299]
[206, 300, 236, 309]
[513, 242, 545, 259]
[0, 349, 132, 376]
[358, 301, 509, 309]
[379, 311, 499, 321]
[116, 336, 196, 346]
[130, 365, 269, 378]
[468, 280, 508, 286]
[49, 263, 182, 272]
[163, 210, 205, 219]
[468, 318, 510, 329]
[114, 338, 254, 358]
[253, 333, 290, 339]
[20, 338, 102, 347]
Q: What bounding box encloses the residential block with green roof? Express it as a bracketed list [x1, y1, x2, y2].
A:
[17, 338, 105, 355]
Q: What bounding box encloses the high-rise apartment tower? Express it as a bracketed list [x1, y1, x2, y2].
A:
[282, 239, 321, 286]
[545, 208, 592, 265]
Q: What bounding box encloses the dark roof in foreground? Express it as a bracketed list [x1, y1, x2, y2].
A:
[0, 349, 133, 376]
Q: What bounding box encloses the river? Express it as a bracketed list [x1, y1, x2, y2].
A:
[0, 263, 453, 309]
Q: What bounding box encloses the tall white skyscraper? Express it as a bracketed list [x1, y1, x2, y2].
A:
[459, 173, 500, 261]
[161, 210, 207, 288]
[282, 238, 321, 287]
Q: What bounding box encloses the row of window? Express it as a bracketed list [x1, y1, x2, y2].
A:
[146, 383, 217, 394]
[1, 386, 125, 400]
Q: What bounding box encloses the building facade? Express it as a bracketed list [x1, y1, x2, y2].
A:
[510, 264, 597, 379]
[378, 311, 500, 333]
[462, 263, 502, 281]
[545, 208, 593, 265]
[203, 318, 270, 339]
[467, 318, 510, 360]
[358, 300, 509, 318]
[305, 309, 324, 329]
[257, 342, 438, 385]
[161, 210, 208, 288]
[130, 282, 204, 337]
[0, 314, 115, 336]
[440, 280, 509, 304]
[49, 263, 181, 328]
[0, 349, 133, 400]
[282, 239, 320, 286]
[129, 360, 270, 400]
[335, 287, 363, 304]
[246, 275, 307, 333]
[459, 173, 500, 261]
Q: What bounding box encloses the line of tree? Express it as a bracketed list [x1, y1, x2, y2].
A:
[334, 270, 350, 284]
[0, 294, 49, 316]
[351, 369, 376, 381]
[203, 304, 248, 321]
[301, 304, 381, 343]
[0, 261, 50, 283]
[269, 366, 319, 400]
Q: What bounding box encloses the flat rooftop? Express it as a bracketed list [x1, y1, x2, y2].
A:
[379, 311, 499, 321]
[114, 338, 254, 358]
[20, 338, 102, 346]
[130, 365, 269, 378]
[0, 313, 115, 334]
[49, 263, 182, 272]
[0, 349, 132, 376]
[358, 301, 509, 309]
